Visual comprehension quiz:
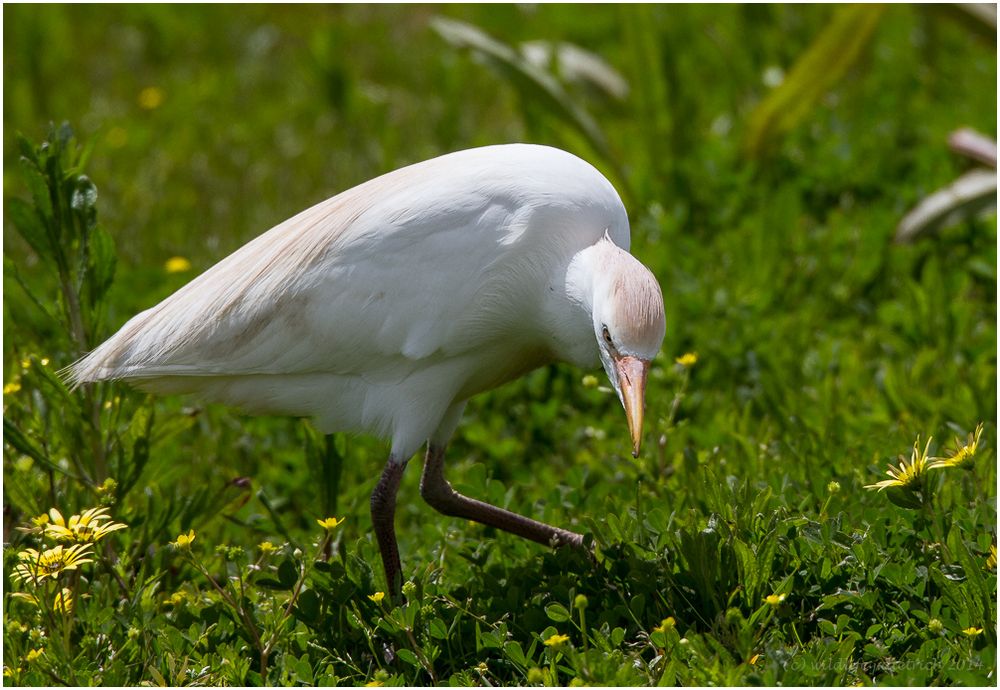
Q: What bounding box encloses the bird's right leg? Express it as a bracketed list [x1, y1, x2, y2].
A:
[370, 457, 407, 598]
[420, 444, 584, 549]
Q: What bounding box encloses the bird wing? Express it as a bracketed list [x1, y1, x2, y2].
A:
[70, 144, 628, 385]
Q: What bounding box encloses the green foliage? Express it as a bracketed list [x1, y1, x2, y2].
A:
[3, 5, 996, 686]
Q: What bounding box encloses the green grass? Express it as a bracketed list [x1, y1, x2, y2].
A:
[3, 5, 996, 686]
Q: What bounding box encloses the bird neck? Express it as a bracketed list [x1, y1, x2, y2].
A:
[543, 240, 615, 368]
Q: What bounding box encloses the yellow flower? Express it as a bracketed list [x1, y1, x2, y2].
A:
[258, 541, 277, 554]
[15, 588, 74, 614]
[368, 591, 385, 604]
[45, 507, 127, 543]
[929, 423, 985, 470]
[3, 382, 21, 395]
[317, 516, 346, 531]
[749, 653, 762, 666]
[764, 593, 786, 607]
[138, 86, 165, 110]
[987, 544, 997, 571]
[675, 352, 698, 367]
[865, 436, 932, 491]
[16, 513, 51, 536]
[25, 648, 44, 663]
[164, 256, 192, 273]
[653, 617, 676, 634]
[962, 627, 984, 637]
[53, 588, 74, 614]
[170, 529, 196, 550]
[13, 544, 94, 584]
[543, 633, 570, 647]
[167, 591, 188, 607]
[363, 682, 383, 688]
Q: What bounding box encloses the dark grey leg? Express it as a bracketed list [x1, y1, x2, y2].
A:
[371, 459, 407, 597]
[419, 444, 584, 549]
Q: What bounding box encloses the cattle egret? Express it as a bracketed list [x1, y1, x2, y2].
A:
[71, 144, 666, 595]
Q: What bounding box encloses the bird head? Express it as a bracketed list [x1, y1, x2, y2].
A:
[589, 239, 666, 457]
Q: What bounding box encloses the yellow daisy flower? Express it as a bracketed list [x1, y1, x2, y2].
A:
[52, 588, 74, 614]
[10, 587, 74, 614]
[962, 627, 984, 637]
[865, 436, 932, 491]
[12, 544, 94, 584]
[45, 507, 127, 543]
[928, 423, 985, 470]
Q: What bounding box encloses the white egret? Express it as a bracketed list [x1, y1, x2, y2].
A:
[71, 144, 666, 595]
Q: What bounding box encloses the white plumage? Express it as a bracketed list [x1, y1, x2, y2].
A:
[72, 143, 665, 594]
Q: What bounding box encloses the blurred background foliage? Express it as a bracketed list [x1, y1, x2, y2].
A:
[3, 4, 997, 685]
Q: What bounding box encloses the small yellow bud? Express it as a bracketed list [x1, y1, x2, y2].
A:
[138, 86, 165, 110]
[527, 667, 546, 684]
[164, 256, 191, 273]
[764, 593, 786, 607]
[675, 352, 698, 367]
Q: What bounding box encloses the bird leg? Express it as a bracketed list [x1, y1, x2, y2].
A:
[371, 458, 407, 598]
[420, 444, 584, 549]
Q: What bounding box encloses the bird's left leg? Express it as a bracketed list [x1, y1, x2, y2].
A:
[420, 444, 584, 549]
[371, 457, 407, 598]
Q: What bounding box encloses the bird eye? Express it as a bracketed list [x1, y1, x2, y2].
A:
[601, 325, 613, 345]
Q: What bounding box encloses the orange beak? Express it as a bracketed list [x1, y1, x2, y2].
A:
[615, 356, 650, 457]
